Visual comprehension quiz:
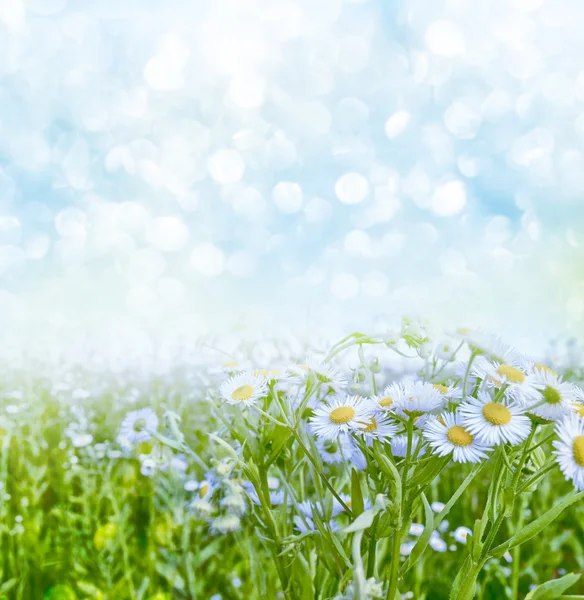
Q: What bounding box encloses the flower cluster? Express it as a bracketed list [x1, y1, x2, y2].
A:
[215, 325, 584, 492]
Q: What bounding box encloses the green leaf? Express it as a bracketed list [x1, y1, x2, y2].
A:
[409, 455, 450, 489]
[399, 493, 434, 575]
[344, 495, 388, 534]
[0, 580, 18, 595]
[351, 469, 365, 518]
[491, 491, 584, 557]
[266, 425, 292, 466]
[450, 556, 472, 600]
[525, 573, 581, 600]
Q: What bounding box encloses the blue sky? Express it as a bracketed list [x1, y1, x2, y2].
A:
[0, 0, 583, 351]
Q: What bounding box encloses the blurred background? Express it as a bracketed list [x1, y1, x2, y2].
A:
[0, 0, 583, 354]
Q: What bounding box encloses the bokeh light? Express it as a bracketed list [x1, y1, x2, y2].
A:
[0, 0, 583, 355]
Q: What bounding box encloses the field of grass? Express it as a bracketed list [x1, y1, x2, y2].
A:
[2, 324, 584, 600]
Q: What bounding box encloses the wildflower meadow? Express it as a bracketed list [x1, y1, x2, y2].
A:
[3, 0, 584, 599]
[4, 321, 584, 600]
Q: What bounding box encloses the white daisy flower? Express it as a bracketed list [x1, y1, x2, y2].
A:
[431, 383, 463, 401]
[210, 515, 241, 534]
[309, 395, 373, 440]
[118, 408, 159, 446]
[453, 526, 473, 544]
[355, 410, 398, 443]
[371, 382, 405, 412]
[331, 494, 372, 518]
[429, 532, 448, 552]
[394, 381, 445, 418]
[248, 489, 286, 506]
[524, 370, 577, 422]
[288, 356, 347, 392]
[400, 541, 416, 556]
[423, 412, 492, 463]
[458, 392, 532, 446]
[316, 433, 357, 464]
[553, 413, 584, 491]
[434, 339, 460, 361]
[294, 500, 340, 533]
[390, 434, 425, 458]
[456, 329, 521, 364]
[220, 372, 268, 407]
[471, 356, 537, 402]
[251, 368, 282, 382]
[571, 386, 584, 419]
[209, 358, 252, 375]
[531, 363, 559, 377]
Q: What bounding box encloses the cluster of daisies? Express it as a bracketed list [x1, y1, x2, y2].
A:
[216, 336, 584, 493]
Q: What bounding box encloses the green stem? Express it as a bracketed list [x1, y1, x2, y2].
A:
[510, 495, 527, 600]
[386, 419, 414, 600]
[462, 351, 477, 399]
[511, 428, 536, 492]
[358, 344, 377, 395]
[256, 467, 291, 598]
[289, 429, 352, 517]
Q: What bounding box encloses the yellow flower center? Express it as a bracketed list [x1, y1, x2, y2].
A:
[433, 384, 449, 395]
[542, 386, 561, 405]
[404, 409, 425, 418]
[496, 364, 525, 384]
[361, 417, 378, 433]
[379, 396, 393, 407]
[199, 483, 209, 498]
[329, 406, 355, 424]
[223, 360, 238, 368]
[534, 363, 557, 376]
[573, 403, 584, 418]
[254, 368, 280, 377]
[133, 418, 147, 432]
[482, 402, 512, 425]
[446, 425, 473, 447]
[573, 436, 584, 467]
[231, 384, 254, 401]
[457, 327, 471, 335]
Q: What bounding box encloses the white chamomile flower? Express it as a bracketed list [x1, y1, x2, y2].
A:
[394, 381, 444, 418]
[288, 356, 347, 392]
[355, 410, 398, 443]
[471, 356, 536, 401]
[220, 372, 268, 406]
[423, 412, 492, 463]
[434, 339, 460, 361]
[118, 408, 159, 446]
[210, 515, 241, 534]
[553, 413, 584, 491]
[571, 386, 584, 419]
[429, 532, 447, 552]
[371, 383, 404, 412]
[209, 358, 252, 375]
[523, 370, 577, 422]
[316, 433, 356, 464]
[431, 383, 463, 401]
[331, 494, 372, 518]
[294, 500, 340, 533]
[458, 392, 532, 446]
[309, 395, 373, 440]
[453, 526, 473, 544]
[457, 329, 520, 364]
[251, 368, 282, 382]
[390, 434, 425, 458]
